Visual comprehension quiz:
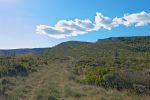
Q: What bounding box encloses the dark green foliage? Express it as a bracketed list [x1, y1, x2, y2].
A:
[83, 67, 110, 86]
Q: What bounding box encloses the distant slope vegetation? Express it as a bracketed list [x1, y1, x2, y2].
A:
[0, 36, 150, 100]
[45, 36, 150, 57]
[0, 48, 48, 55]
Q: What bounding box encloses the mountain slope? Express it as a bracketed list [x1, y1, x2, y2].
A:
[0, 36, 150, 100]
[44, 36, 150, 59]
[0, 48, 48, 55]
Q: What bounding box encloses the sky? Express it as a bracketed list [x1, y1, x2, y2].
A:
[0, 0, 150, 49]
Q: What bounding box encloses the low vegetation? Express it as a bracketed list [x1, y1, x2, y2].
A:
[0, 36, 150, 100]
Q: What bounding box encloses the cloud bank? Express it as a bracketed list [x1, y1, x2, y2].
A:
[36, 11, 150, 39]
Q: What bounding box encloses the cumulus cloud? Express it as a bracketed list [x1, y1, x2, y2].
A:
[95, 13, 123, 30]
[36, 19, 96, 39]
[36, 11, 150, 39]
[123, 11, 150, 27]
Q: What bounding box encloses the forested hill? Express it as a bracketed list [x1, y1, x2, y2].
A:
[44, 36, 150, 58]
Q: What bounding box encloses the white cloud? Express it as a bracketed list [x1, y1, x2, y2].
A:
[95, 12, 112, 30]
[36, 19, 96, 39]
[123, 11, 150, 27]
[95, 13, 124, 30]
[36, 11, 150, 39]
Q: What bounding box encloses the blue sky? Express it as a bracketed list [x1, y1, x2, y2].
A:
[0, 0, 150, 49]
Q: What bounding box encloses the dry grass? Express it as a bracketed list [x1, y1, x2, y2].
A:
[2, 61, 150, 100]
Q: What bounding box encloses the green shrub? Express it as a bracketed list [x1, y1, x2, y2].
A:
[83, 67, 110, 86]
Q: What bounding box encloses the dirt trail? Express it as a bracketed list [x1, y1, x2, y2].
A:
[9, 62, 70, 100]
[26, 63, 69, 100]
